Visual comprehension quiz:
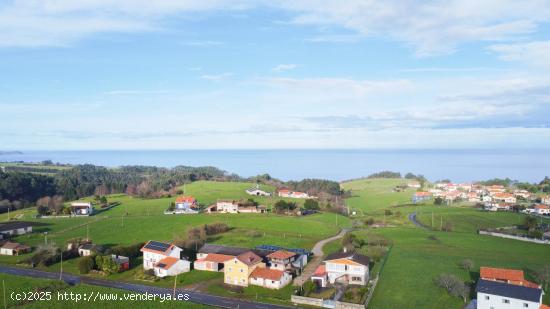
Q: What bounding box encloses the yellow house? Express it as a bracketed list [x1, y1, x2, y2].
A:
[224, 251, 264, 286]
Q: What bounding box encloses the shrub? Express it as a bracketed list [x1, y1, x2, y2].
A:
[78, 256, 96, 274]
[204, 222, 230, 235]
[364, 218, 375, 226]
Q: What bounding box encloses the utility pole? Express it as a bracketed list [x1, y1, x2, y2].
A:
[59, 251, 63, 281]
[431, 211, 434, 228]
[86, 224, 89, 241]
[44, 232, 48, 245]
[6, 207, 9, 221]
[3, 280, 6, 309]
[173, 273, 178, 298]
[440, 216, 442, 230]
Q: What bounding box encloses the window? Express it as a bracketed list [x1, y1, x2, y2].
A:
[271, 280, 275, 283]
[485, 296, 490, 300]
[503, 299, 510, 304]
[352, 276, 362, 281]
[240, 269, 243, 273]
[228, 267, 232, 271]
[523, 304, 529, 308]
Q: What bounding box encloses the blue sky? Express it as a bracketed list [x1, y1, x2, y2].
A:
[1, 0, 550, 150]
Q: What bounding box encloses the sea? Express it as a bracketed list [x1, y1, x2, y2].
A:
[0, 149, 548, 183]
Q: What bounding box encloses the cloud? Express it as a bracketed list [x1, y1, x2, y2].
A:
[199, 72, 233, 81]
[278, 0, 550, 56]
[272, 64, 298, 72]
[1, 0, 550, 56]
[489, 40, 550, 68]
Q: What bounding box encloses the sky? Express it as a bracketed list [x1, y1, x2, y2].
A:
[1, 0, 550, 150]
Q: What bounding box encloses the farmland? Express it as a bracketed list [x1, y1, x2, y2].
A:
[339, 178, 550, 308]
[2, 178, 549, 308]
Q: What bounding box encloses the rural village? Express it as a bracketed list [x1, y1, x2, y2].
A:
[0, 163, 549, 309]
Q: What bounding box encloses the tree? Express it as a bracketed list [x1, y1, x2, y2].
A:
[303, 199, 320, 210]
[99, 196, 108, 204]
[78, 256, 96, 274]
[535, 265, 550, 290]
[51, 195, 64, 214]
[274, 200, 297, 214]
[434, 273, 469, 302]
[434, 197, 444, 205]
[524, 216, 538, 231]
[460, 259, 474, 272]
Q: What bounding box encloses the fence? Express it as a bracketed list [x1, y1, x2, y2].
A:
[479, 230, 549, 244]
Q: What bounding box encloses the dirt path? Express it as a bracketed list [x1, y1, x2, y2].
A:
[293, 228, 350, 286]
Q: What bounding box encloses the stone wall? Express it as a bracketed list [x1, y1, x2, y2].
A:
[290, 295, 324, 307]
[479, 230, 550, 244]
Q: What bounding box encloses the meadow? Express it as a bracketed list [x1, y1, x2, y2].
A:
[340, 178, 550, 308]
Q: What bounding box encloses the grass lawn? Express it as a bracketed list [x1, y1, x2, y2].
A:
[206, 279, 296, 305]
[341, 178, 417, 214]
[339, 178, 550, 309]
[0, 180, 351, 306]
[0, 273, 211, 308]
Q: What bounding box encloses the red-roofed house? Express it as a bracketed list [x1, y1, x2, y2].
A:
[492, 193, 517, 204]
[174, 196, 198, 214]
[311, 265, 327, 287]
[140, 240, 183, 270]
[267, 250, 298, 271]
[534, 204, 550, 215]
[194, 253, 234, 272]
[153, 256, 190, 277]
[249, 267, 292, 289]
[480, 267, 541, 288]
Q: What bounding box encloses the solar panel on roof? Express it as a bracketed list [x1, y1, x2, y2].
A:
[145, 241, 171, 252]
[255, 245, 311, 255]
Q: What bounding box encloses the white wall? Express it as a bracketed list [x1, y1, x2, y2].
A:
[477, 292, 540, 309]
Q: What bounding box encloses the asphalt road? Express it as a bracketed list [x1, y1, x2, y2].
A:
[0, 265, 297, 309]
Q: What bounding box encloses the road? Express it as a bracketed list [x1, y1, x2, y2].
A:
[0, 265, 296, 309]
[408, 212, 427, 229]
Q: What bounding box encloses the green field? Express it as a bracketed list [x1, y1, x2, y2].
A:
[339, 178, 550, 308]
[342, 178, 417, 214]
[0, 273, 211, 308]
[3, 178, 550, 308]
[0, 180, 349, 306]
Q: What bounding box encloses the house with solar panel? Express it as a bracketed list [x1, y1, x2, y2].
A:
[140, 241, 190, 277]
[173, 196, 199, 214]
[476, 267, 547, 309]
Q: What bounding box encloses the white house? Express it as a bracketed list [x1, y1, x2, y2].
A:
[476, 279, 544, 309]
[249, 267, 292, 289]
[78, 243, 97, 256]
[278, 190, 311, 199]
[0, 222, 33, 236]
[492, 193, 517, 204]
[0, 242, 31, 256]
[140, 241, 183, 270]
[534, 204, 550, 215]
[215, 200, 239, 213]
[323, 250, 370, 286]
[542, 196, 550, 205]
[153, 257, 190, 277]
[70, 202, 94, 216]
[246, 185, 271, 196]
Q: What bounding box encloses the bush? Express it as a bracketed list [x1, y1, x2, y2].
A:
[364, 218, 375, 226]
[302, 280, 316, 296]
[384, 209, 393, 216]
[303, 199, 320, 210]
[78, 256, 96, 274]
[109, 242, 144, 258]
[204, 222, 230, 235]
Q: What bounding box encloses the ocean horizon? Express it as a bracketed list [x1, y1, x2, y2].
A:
[1, 149, 548, 183]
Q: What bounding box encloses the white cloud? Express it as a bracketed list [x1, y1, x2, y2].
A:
[272, 64, 298, 72]
[489, 40, 550, 68]
[1, 0, 550, 55]
[200, 72, 233, 81]
[277, 0, 550, 56]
